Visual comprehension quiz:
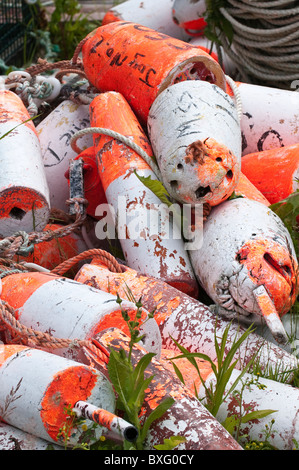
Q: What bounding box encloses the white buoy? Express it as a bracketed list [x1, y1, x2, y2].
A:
[232, 82, 299, 156]
[37, 100, 93, 212]
[148, 80, 241, 205]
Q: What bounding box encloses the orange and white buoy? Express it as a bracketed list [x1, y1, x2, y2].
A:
[93, 327, 242, 450]
[189, 198, 299, 344]
[0, 270, 162, 361]
[172, 0, 207, 36]
[240, 143, 299, 205]
[64, 146, 107, 219]
[0, 344, 115, 446]
[74, 259, 299, 374]
[147, 80, 241, 205]
[0, 90, 50, 237]
[102, 0, 192, 41]
[88, 91, 199, 298]
[81, 21, 226, 125]
[225, 82, 299, 156]
[37, 99, 93, 212]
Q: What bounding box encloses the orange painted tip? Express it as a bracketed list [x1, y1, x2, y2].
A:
[241, 144, 299, 204]
[237, 238, 298, 317]
[90, 91, 154, 190]
[253, 285, 288, 345]
[64, 146, 107, 219]
[234, 172, 270, 206]
[82, 21, 226, 124]
[102, 11, 121, 25]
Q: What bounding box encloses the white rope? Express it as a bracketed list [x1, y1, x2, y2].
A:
[217, 0, 299, 87]
[225, 74, 243, 121]
[70, 127, 162, 181]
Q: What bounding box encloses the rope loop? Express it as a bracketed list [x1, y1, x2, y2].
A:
[70, 127, 162, 181]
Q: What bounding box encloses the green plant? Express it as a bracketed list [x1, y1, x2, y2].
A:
[46, 0, 99, 61]
[221, 374, 276, 443]
[203, 0, 234, 46]
[169, 321, 257, 417]
[106, 293, 177, 450]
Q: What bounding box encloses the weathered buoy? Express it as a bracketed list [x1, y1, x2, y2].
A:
[74, 259, 299, 374]
[172, 0, 207, 36]
[0, 271, 162, 361]
[189, 198, 299, 344]
[93, 327, 243, 450]
[37, 99, 93, 212]
[0, 90, 50, 237]
[147, 80, 241, 205]
[81, 21, 226, 125]
[226, 82, 299, 156]
[0, 344, 115, 446]
[241, 143, 299, 205]
[102, 0, 192, 41]
[89, 91, 199, 298]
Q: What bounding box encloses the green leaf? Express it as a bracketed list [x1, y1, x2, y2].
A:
[169, 360, 185, 385]
[222, 415, 239, 435]
[107, 348, 132, 416]
[241, 409, 277, 424]
[134, 172, 172, 207]
[140, 397, 175, 442]
[154, 435, 186, 450]
[0, 115, 39, 141]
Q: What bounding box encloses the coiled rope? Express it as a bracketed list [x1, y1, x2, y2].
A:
[217, 0, 299, 88]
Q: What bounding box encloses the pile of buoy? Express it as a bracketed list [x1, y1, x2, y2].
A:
[0, 0, 299, 451]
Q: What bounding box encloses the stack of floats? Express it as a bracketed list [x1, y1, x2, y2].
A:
[0, 0, 299, 451]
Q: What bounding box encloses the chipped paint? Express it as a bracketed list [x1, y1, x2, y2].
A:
[75, 261, 299, 374]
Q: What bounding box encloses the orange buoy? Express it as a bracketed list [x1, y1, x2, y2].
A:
[89, 91, 199, 298]
[234, 172, 270, 206]
[64, 146, 107, 219]
[82, 21, 226, 125]
[74, 258, 299, 374]
[14, 222, 89, 271]
[0, 90, 50, 237]
[0, 344, 115, 446]
[241, 144, 299, 205]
